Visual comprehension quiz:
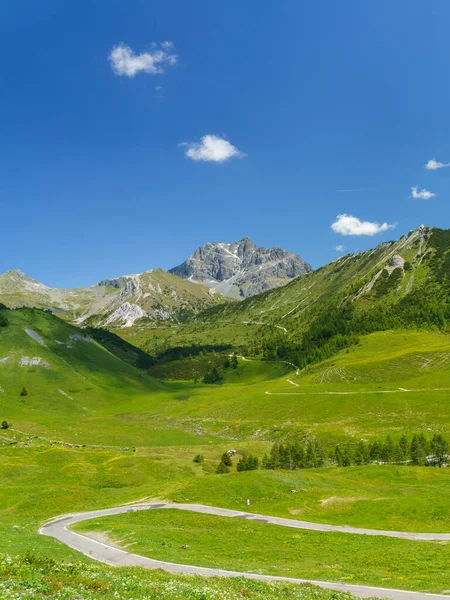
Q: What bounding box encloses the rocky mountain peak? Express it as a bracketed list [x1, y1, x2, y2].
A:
[169, 237, 312, 298]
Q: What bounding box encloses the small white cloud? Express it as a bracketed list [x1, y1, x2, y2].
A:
[331, 214, 396, 236]
[109, 42, 177, 78]
[411, 186, 436, 200]
[425, 158, 450, 170]
[181, 135, 246, 163]
[334, 245, 345, 252]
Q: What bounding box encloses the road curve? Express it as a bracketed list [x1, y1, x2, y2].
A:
[40, 503, 450, 600]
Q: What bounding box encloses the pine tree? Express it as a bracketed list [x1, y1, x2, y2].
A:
[431, 434, 449, 467]
[221, 452, 232, 467]
[334, 446, 344, 466]
[399, 434, 410, 462]
[216, 462, 230, 474]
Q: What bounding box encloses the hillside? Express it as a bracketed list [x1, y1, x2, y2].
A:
[0, 268, 226, 329]
[0, 304, 164, 438]
[169, 236, 312, 298]
[126, 226, 450, 367]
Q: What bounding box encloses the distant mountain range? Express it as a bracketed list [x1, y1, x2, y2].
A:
[0, 237, 311, 328]
[169, 237, 312, 298]
[0, 268, 222, 328]
[7, 227, 450, 346]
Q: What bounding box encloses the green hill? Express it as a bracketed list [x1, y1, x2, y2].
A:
[122, 226, 450, 371]
[0, 305, 164, 438]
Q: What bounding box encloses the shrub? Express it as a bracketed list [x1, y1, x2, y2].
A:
[193, 454, 204, 464]
[203, 367, 224, 384]
[20, 387, 28, 397]
[216, 462, 230, 474]
[1, 420, 10, 429]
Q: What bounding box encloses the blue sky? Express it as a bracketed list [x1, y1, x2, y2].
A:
[1, 1, 449, 287]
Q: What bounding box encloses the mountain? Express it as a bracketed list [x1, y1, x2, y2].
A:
[129, 226, 450, 361]
[0, 268, 226, 329]
[169, 237, 312, 298]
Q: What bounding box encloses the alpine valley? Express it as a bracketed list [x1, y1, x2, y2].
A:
[2, 226, 450, 600]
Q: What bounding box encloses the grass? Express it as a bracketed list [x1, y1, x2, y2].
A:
[74, 508, 450, 593]
[3, 309, 450, 445]
[166, 466, 450, 533]
[2, 306, 450, 597]
[1, 555, 363, 600]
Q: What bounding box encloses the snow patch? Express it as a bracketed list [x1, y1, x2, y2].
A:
[0, 357, 9, 364]
[24, 328, 45, 346]
[59, 389, 74, 400]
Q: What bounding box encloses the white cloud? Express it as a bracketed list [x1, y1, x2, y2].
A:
[334, 245, 345, 252]
[425, 158, 450, 170]
[331, 214, 396, 236]
[109, 42, 177, 77]
[181, 135, 246, 163]
[411, 186, 436, 200]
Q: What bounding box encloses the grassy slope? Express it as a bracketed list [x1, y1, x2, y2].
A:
[122, 227, 450, 364]
[3, 557, 360, 600]
[123, 330, 450, 443]
[120, 228, 423, 353]
[2, 306, 450, 595]
[167, 466, 450, 533]
[75, 508, 450, 593]
[3, 309, 450, 445]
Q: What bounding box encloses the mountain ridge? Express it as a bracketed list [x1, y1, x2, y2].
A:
[169, 236, 312, 298]
[0, 267, 225, 329]
[122, 225, 450, 364]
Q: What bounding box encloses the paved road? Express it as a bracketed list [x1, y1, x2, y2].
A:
[40, 502, 450, 600]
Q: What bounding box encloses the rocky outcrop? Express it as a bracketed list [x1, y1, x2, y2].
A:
[104, 302, 148, 328]
[169, 237, 312, 298]
[0, 268, 223, 329]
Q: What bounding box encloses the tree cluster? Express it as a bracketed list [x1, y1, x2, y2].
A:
[335, 434, 449, 468]
[261, 434, 449, 471]
[216, 452, 232, 473]
[237, 454, 259, 471]
[262, 439, 327, 470]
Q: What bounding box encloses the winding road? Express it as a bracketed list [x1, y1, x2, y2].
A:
[40, 502, 450, 600]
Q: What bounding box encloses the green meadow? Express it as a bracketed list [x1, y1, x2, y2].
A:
[75, 508, 450, 593]
[2, 305, 450, 597]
